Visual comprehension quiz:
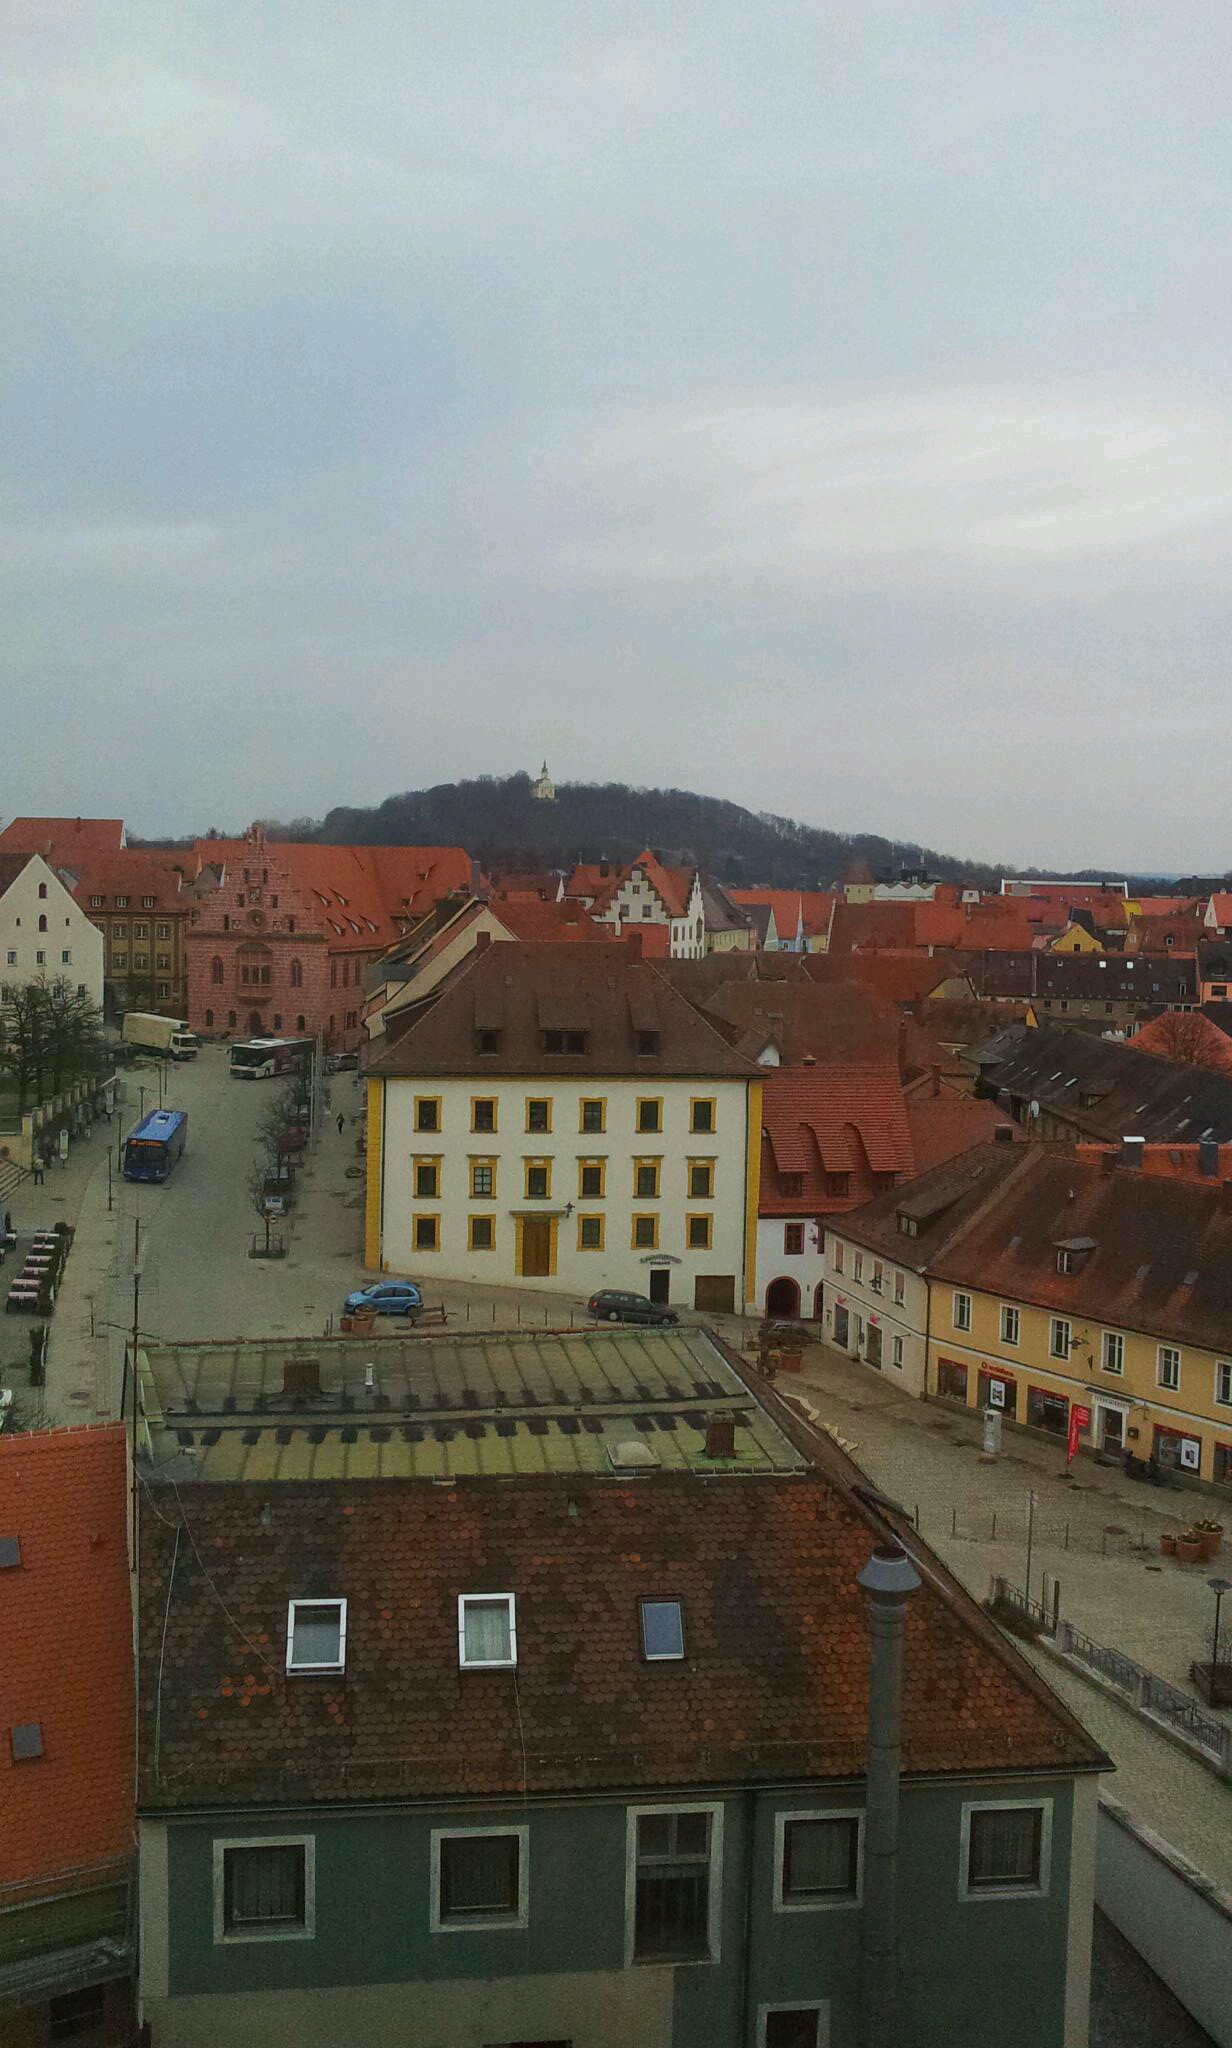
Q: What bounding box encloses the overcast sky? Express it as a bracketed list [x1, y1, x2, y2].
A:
[3, 2, 1230, 869]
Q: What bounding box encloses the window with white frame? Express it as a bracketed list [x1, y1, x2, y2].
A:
[431, 1825, 528, 1931]
[759, 2006, 828, 2048]
[1049, 1317, 1071, 1360]
[458, 1593, 517, 1668]
[853, 1252, 863, 1282]
[893, 1270, 905, 1305]
[1000, 1305, 1020, 1346]
[891, 1335, 904, 1370]
[1102, 1332, 1124, 1376]
[285, 1599, 346, 1673]
[640, 1599, 685, 1661]
[1157, 1345, 1181, 1391]
[832, 1241, 844, 1274]
[627, 1804, 722, 1963]
[213, 1836, 314, 1942]
[1217, 1362, 1232, 1408]
[960, 1800, 1051, 1899]
[953, 1292, 972, 1332]
[774, 1810, 862, 1911]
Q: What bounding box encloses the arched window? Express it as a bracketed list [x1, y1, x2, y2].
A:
[296, 1014, 306, 1032]
[37, 882, 47, 899]
[290, 959, 303, 988]
[223, 914, 230, 931]
[273, 1013, 282, 1030]
[211, 957, 224, 984]
[227, 1010, 237, 1028]
[37, 915, 47, 933]
[205, 1009, 214, 1028]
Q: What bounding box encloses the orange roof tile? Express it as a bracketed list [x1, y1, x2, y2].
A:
[907, 1091, 1019, 1174]
[760, 1064, 914, 1213]
[0, 1426, 133, 1889]
[0, 817, 125, 857]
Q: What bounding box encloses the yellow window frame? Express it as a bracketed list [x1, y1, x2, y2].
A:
[635, 1096, 663, 1134]
[578, 1157, 607, 1200]
[468, 1214, 496, 1251]
[633, 1156, 662, 1200]
[689, 1096, 717, 1134]
[412, 1212, 440, 1252]
[687, 1158, 715, 1199]
[631, 1213, 660, 1250]
[412, 1154, 442, 1200]
[469, 1156, 498, 1200]
[686, 1212, 713, 1250]
[524, 1096, 553, 1134]
[470, 1096, 499, 1134]
[577, 1213, 605, 1251]
[524, 1156, 553, 1200]
[579, 1096, 607, 1134]
[413, 1094, 441, 1134]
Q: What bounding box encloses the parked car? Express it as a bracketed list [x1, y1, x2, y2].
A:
[344, 1280, 424, 1320]
[586, 1289, 679, 1327]
[327, 1052, 359, 1073]
[276, 1126, 309, 1154]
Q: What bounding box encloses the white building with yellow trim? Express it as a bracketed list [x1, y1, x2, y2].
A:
[364, 937, 762, 1313]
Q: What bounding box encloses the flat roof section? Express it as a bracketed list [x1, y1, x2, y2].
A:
[137, 1325, 805, 1483]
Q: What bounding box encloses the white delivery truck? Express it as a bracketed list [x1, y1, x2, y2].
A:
[121, 1012, 199, 1061]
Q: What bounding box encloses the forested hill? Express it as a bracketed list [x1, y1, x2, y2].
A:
[310, 775, 997, 889]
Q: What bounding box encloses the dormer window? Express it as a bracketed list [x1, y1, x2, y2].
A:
[897, 1213, 918, 1237]
[459, 1594, 517, 1669]
[636, 1030, 660, 1056]
[781, 1173, 804, 1199]
[542, 1029, 588, 1054]
[640, 1599, 685, 1661]
[476, 1029, 501, 1055]
[10, 1721, 43, 1761]
[1056, 1249, 1074, 1275]
[286, 1598, 347, 1673]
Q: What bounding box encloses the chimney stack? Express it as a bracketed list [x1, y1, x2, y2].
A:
[1100, 1148, 1117, 1176]
[1120, 1136, 1144, 1170]
[858, 1542, 921, 2048]
[1199, 1137, 1220, 1179]
[282, 1357, 321, 1400]
[704, 1413, 736, 1459]
[474, 930, 492, 954]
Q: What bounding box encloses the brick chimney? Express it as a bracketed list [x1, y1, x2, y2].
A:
[704, 1413, 736, 1458]
[282, 1357, 321, 1400]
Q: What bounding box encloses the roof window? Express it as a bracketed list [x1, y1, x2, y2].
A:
[542, 1029, 588, 1054]
[636, 1030, 660, 1056]
[458, 1593, 517, 1669]
[11, 1721, 43, 1761]
[286, 1598, 347, 1674]
[640, 1599, 685, 1662]
[0, 1537, 21, 1568]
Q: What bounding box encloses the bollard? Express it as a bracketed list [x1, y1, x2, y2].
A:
[951, 1507, 957, 1537]
[992, 1511, 997, 1540]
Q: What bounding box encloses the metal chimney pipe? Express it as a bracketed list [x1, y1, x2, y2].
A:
[857, 1541, 921, 2048]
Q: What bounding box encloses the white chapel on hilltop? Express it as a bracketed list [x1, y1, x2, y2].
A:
[532, 760, 556, 802]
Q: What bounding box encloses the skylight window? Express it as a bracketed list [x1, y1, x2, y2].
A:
[11, 1721, 43, 1761]
[640, 1599, 685, 1662]
[458, 1594, 517, 1669]
[0, 1537, 21, 1569]
[286, 1598, 347, 1674]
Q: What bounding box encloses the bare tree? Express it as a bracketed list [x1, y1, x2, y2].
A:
[247, 1159, 277, 1254]
[1142, 1011, 1230, 1070]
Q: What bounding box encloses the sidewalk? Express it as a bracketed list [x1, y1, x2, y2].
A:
[782, 1337, 1232, 1896]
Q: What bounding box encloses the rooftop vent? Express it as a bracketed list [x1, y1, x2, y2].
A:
[608, 1439, 660, 1472]
[10, 1722, 43, 1761]
[703, 1414, 736, 1459]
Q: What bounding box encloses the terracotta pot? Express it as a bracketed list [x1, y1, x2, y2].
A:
[776, 1349, 803, 1374]
[1194, 1531, 1221, 1562]
[1176, 1537, 1203, 1564]
[1160, 1533, 1177, 1556]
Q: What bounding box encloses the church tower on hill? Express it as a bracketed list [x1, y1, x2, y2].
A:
[532, 760, 556, 802]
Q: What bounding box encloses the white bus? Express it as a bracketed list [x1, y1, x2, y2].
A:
[228, 1036, 314, 1081]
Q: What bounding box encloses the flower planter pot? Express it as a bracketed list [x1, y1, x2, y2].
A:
[1193, 1531, 1221, 1562]
[776, 1349, 803, 1374]
[1160, 1533, 1177, 1557]
[1176, 1537, 1203, 1564]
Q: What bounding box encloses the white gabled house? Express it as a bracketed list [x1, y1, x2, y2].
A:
[0, 852, 105, 1009]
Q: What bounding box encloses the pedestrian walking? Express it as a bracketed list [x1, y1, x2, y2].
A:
[336, 1113, 345, 1138]
[32, 1158, 45, 1186]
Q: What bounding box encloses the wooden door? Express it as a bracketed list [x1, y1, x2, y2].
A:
[520, 1217, 551, 1277]
[694, 1275, 735, 1313]
[648, 1267, 670, 1304]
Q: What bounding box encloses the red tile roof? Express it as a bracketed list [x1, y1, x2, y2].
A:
[907, 1090, 1019, 1174]
[1207, 895, 1232, 930]
[805, 949, 970, 1009]
[728, 890, 835, 939]
[1130, 1011, 1232, 1073]
[760, 1064, 914, 1214]
[0, 817, 125, 857]
[136, 1468, 1102, 1808]
[591, 849, 695, 921]
[0, 1426, 133, 1889]
[492, 899, 614, 943]
[699, 980, 900, 1066]
[563, 864, 616, 900]
[191, 839, 472, 949]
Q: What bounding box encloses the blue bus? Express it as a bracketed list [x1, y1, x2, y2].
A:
[122, 1109, 189, 1183]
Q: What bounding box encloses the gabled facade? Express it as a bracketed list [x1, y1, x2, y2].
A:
[0, 852, 105, 1010]
[133, 1327, 1105, 2048]
[590, 852, 706, 959]
[363, 939, 761, 1313]
[0, 820, 188, 1017]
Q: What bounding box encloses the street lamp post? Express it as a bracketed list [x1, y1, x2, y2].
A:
[1208, 1576, 1232, 1668]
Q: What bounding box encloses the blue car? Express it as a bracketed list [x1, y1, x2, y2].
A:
[344, 1280, 423, 1320]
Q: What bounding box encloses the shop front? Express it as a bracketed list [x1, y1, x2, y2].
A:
[977, 1365, 1018, 1420]
[936, 1355, 969, 1403]
[1154, 1422, 1202, 1473]
[1026, 1384, 1070, 1437]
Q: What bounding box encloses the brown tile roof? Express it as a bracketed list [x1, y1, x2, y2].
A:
[492, 899, 614, 943]
[926, 1149, 1232, 1354]
[0, 852, 36, 897]
[365, 941, 757, 1079]
[971, 951, 1198, 1006]
[136, 1465, 1102, 1810]
[0, 1427, 133, 1890]
[979, 1024, 1232, 1142]
[805, 949, 971, 1009]
[827, 1141, 1029, 1265]
[699, 981, 901, 1067]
